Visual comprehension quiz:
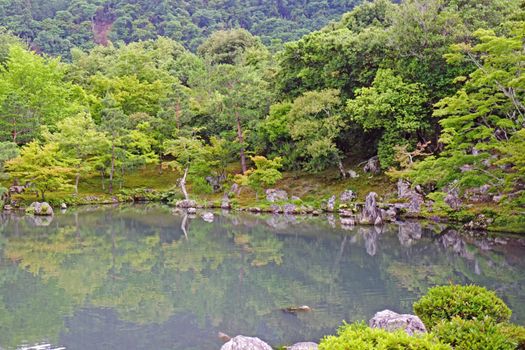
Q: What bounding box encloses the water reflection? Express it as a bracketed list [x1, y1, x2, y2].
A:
[0, 205, 524, 350]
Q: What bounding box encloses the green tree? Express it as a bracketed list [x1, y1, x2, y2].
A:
[346, 69, 428, 169]
[5, 141, 74, 201]
[235, 156, 283, 199]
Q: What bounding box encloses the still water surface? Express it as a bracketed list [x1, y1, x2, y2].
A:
[0, 205, 524, 349]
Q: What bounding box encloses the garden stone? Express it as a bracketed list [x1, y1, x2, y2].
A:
[265, 189, 288, 202]
[369, 309, 427, 335]
[221, 335, 272, 350]
[287, 342, 318, 350]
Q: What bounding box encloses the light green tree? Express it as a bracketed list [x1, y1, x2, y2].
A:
[235, 156, 283, 199]
[5, 141, 74, 201]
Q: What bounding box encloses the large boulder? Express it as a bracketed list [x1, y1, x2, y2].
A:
[287, 342, 318, 350]
[358, 192, 383, 225]
[266, 189, 288, 202]
[26, 202, 54, 216]
[221, 335, 272, 350]
[397, 179, 424, 214]
[369, 310, 427, 335]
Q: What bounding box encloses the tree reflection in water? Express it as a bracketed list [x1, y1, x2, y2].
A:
[0, 205, 523, 350]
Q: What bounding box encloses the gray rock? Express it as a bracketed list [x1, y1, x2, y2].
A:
[201, 212, 214, 222]
[464, 214, 493, 231]
[283, 203, 296, 214]
[363, 156, 381, 174]
[291, 195, 301, 201]
[287, 342, 318, 350]
[266, 189, 288, 202]
[187, 207, 197, 214]
[270, 204, 282, 213]
[369, 309, 427, 335]
[464, 184, 493, 203]
[347, 170, 359, 178]
[339, 209, 354, 217]
[221, 335, 272, 350]
[340, 190, 356, 202]
[327, 195, 336, 212]
[358, 192, 382, 225]
[249, 207, 262, 213]
[397, 179, 424, 214]
[444, 186, 462, 211]
[26, 202, 54, 216]
[60, 203, 67, 209]
[311, 210, 320, 216]
[3, 205, 12, 211]
[176, 199, 197, 208]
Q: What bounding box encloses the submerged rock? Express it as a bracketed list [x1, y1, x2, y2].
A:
[26, 202, 54, 216]
[220, 335, 272, 350]
[369, 309, 427, 335]
[287, 342, 318, 350]
[266, 189, 288, 202]
[201, 212, 214, 222]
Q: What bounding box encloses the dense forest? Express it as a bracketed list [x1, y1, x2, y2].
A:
[0, 0, 524, 231]
[0, 0, 361, 57]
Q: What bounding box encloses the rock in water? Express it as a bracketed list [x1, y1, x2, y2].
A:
[369, 310, 427, 335]
[26, 202, 54, 216]
[287, 342, 318, 350]
[220, 335, 273, 350]
[358, 192, 382, 225]
[201, 212, 214, 222]
[265, 189, 288, 202]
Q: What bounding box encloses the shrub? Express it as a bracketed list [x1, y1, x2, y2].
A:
[433, 317, 515, 350]
[498, 323, 525, 350]
[319, 322, 450, 350]
[413, 285, 512, 329]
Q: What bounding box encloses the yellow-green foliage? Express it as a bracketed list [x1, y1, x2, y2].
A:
[319, 322, 450, 350]
[413, 285, 512, 330]
[433, 317, 516, 350]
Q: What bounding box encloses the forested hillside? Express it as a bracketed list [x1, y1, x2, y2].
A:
[0, 0, 360, 58]
[0, 0, 524, 232]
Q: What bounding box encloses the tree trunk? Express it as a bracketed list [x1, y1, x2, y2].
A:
[180, 166, 189, 200]
[337, 160, 347, 178]
[100, 169, 105, 191]
[236, 110, 247, 174]
[109, 142, 115, 194]
[75, 173, 80, 195]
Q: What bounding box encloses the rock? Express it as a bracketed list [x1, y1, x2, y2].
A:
[60, 203, 67, 210]
[9, 185, 25, 194]
[176, 199, 197, 208]
[201, 212, 214, 222]
[311, 210, 320, 216]
[326, 195, 336, 212]
[397, 179, 424, 214]
[287, 342, 318, 350]
[187, 207, 197, 214]
[347, 170, 359, 178]
[381, 207, 397, 222]
[283, 203, 296, 214]
[291, 195, 301, 201]
[3, 205, 12, 211]
[282, 305, 312, 313]
[339, 209, 354, 217]
[265, 189, 288, 202]
[221, 335, 272, 350]
[464, 214, 493, 231]
[249, 207, 262, 213]
[358, 192, 382, 225]
[27, 202, 54, 216]
[493, 194, 504, 203]
[444, 187, 462, 211]
[363, 156, 381, 174]
[229, 183, 241, 197]
[340, 217, 355, 226]
[340, 190, 356, 203]
[221, 199, 231, 209]
[460, 164, 473, 172]
[369, 309, 427, 335]
[464, 184, 493, 203]
[270, 204, 282, 214]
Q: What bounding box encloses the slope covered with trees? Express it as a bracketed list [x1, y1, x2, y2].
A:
[0, 0, 524, 232]
[0, 0, 361, 58]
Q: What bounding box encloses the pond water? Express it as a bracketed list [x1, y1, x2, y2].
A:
[0, 205, 524, 349]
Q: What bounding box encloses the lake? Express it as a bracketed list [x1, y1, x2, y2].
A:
[0, 205, 524, 349]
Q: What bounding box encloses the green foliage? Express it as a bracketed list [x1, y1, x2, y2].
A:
[497, 323, 525, 350]
[5, 141, 74, 201]
[235, 156, 283, 196]
[346, 69, 428, 169]
[319, 322, 450, 350]
[433, 317, 516, 350]
[413, 285, 512, 330]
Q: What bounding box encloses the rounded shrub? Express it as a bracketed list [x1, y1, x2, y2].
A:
[413, 284, 511, 329]
[498, 323, 525, 350]
[319, 322, 450, 350]
[433, 317, 516, 350]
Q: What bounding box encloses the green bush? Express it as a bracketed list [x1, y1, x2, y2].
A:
[498, 323, 525, 350]
[433, 317, 516, 350]
[319, 322, 450, 350]
[413, 285, 512, 329]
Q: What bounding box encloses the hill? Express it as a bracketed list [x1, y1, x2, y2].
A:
[0, 0, 361, 58]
